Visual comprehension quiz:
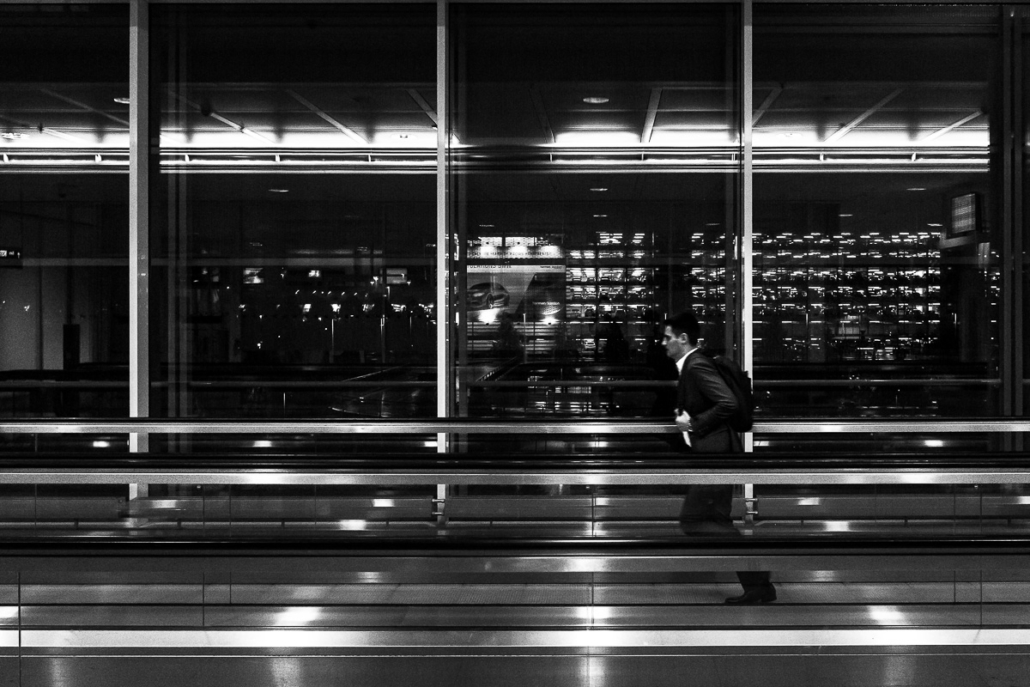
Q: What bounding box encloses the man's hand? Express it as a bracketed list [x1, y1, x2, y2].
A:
[675, 410, 692, 434]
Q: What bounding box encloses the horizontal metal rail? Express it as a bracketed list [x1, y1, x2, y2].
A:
[0, 379, 1001, 389]
[0, 418, 1028, 434]
[3, 467, 1030, 486]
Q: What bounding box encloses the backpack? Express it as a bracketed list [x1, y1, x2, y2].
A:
[705, 353, 754, 432]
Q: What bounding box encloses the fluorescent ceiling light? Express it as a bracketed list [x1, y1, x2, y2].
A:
[583, 97, 610, 104]
[554, 131, 640, 146]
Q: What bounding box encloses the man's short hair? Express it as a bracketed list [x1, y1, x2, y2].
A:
[663, 310, 701, 346]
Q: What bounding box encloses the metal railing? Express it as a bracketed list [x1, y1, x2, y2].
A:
[1, 417, 1029, 435]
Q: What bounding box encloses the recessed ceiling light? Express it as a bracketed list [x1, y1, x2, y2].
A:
[583, 97, 610, 105]
[589, 187, 608, 193]
[113, 97, 131, 105]
[0, 132, 28, 140]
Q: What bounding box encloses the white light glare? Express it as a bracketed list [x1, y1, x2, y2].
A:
[274, 607, 322, 626]
[555, 131, 640, 146]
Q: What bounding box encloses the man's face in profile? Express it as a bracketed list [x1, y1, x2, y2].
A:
[662, 326, 689, 361]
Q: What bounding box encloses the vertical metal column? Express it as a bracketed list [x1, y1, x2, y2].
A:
[435, 0, 451, 523]
[1011, 10, 1026, 442]
[741, 0, 756, 526]
[129, 0, 150, 461]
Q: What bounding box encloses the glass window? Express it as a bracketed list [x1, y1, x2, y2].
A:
[0, 5, 129, 427]
[451, 4, 740, 451]
[753, 6, 1002, 436]
[152, 4, 437, 444]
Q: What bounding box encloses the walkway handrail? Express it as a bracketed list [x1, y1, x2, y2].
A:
[1, 418, 1029, 434]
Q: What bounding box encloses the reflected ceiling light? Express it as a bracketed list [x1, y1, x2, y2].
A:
[240, 127, 275, 144]
[583, 97, 610, 104]
[554, 131, 639, 146]
[0, 132, 27, 140]
[113, 97, 131, 105]
[274, 607, 322, 626]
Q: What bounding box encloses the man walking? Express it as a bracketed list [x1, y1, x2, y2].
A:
[662, 310, 776, 605]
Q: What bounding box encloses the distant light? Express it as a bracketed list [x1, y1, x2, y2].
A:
[924, 439, 945, 448]
[92, 440, 111, 448]
[253, 440, 273, 448]
[583, 97, 610, 104]
[113, 97, 131, 105]
[839, 213, 853, 218]
[590, 187, 609, 193]
[928, 223, 943, 227]
[268, 188, 289, 193]
[593, 214, 608, 218]
[907, 187, 927, 192]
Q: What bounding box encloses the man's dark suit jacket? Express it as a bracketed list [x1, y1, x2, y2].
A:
[677, 352, 742, 454]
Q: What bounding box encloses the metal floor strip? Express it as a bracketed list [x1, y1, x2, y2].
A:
[14, 628, 1030, 649]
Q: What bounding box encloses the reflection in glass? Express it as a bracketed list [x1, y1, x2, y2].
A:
[754, 5, 1001, 421]
[452, 4, 740, 429]
[153, 5, 437, 424]
[0, 6, 129, 424]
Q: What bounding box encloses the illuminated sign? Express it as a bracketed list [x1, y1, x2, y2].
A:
[0, 248, 22, 267]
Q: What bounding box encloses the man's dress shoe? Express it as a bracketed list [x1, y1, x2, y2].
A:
[724, 585, 777, 605]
